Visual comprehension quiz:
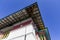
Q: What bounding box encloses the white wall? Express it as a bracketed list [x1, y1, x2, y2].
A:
[2, 24, 37, 40]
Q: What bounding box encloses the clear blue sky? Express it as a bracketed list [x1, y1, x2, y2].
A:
[0, 0, 60, 40]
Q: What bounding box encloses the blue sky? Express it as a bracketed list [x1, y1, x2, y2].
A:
[0, 0, 60, 40]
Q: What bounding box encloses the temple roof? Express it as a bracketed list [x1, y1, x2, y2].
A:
[0, 2, 45, 30]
